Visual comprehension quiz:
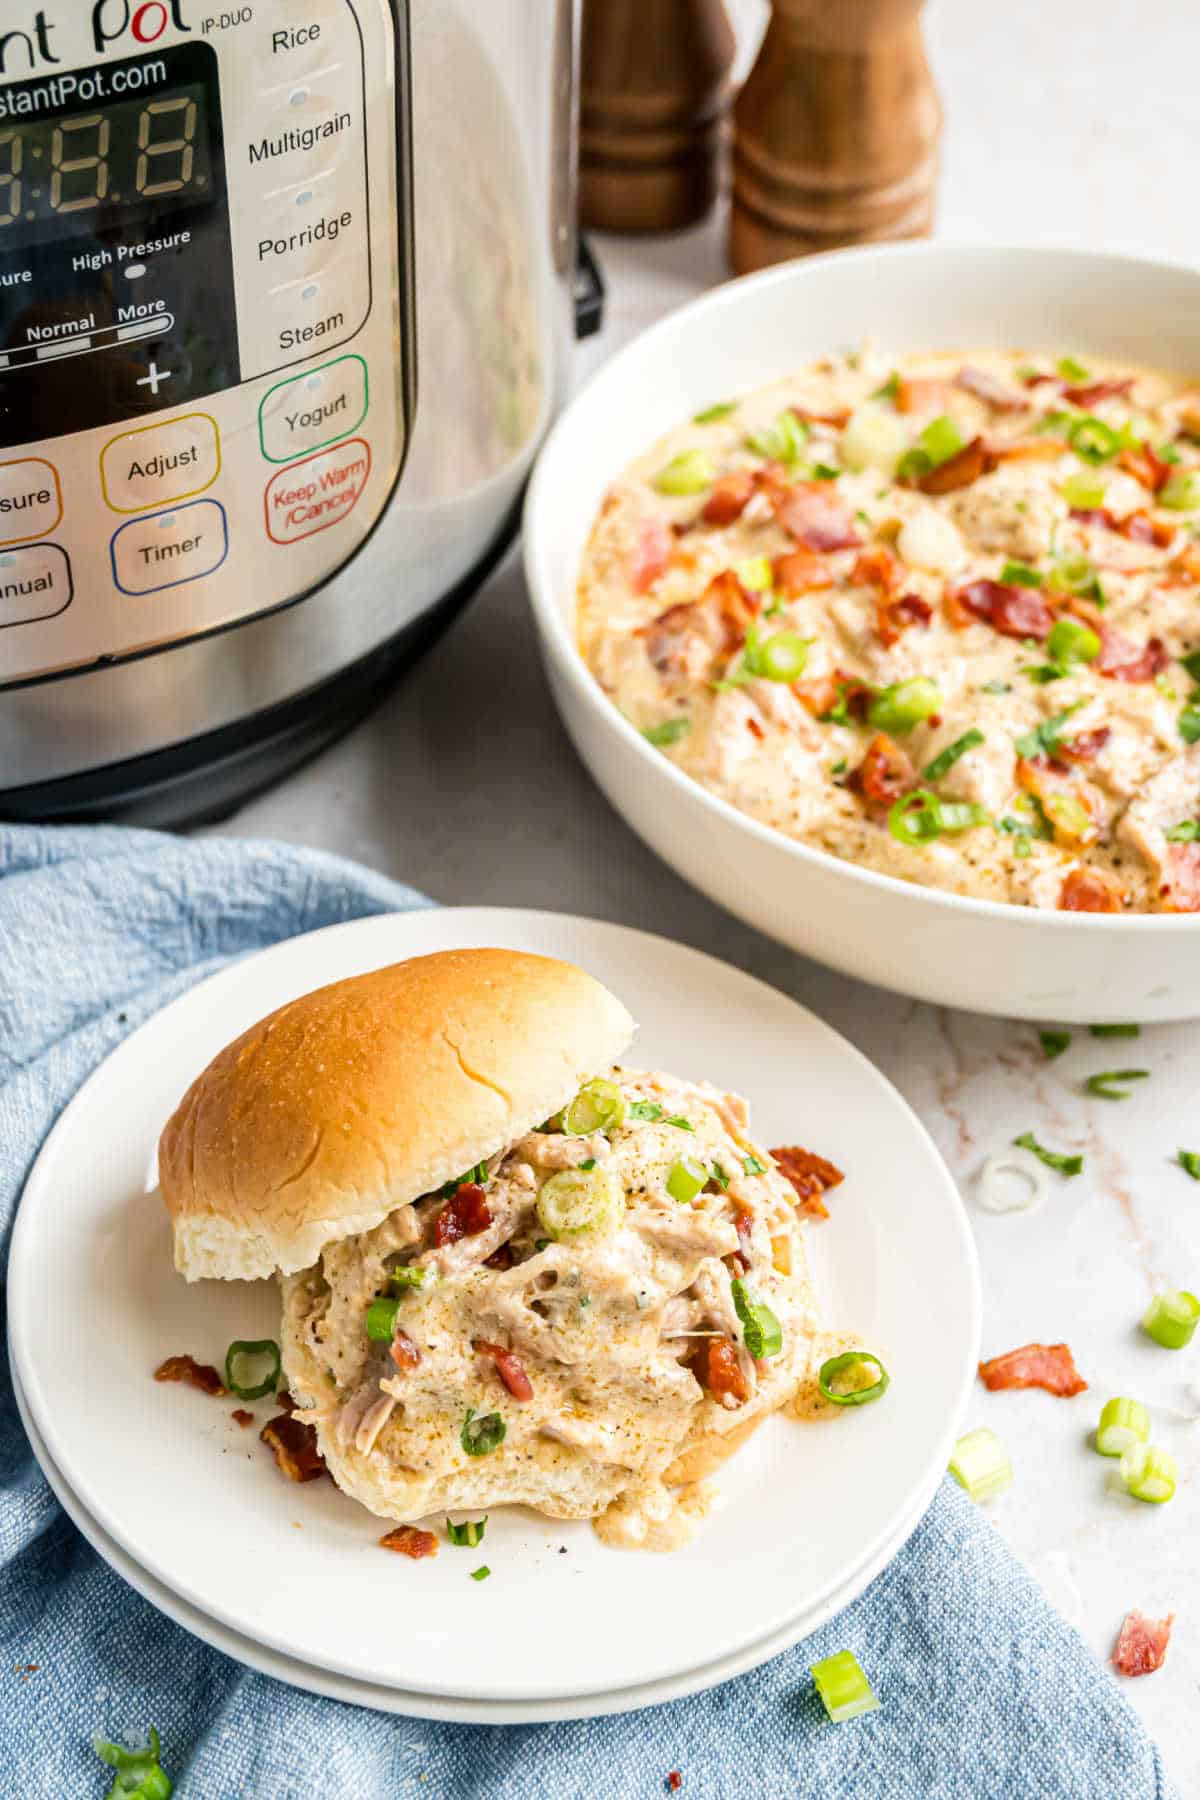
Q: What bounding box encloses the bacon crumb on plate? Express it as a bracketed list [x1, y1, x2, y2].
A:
[1113, 1610, 1173, 1677]
[261, 1411, 329, 1483]
[770, 1145, 846, 1221]
[380, 1525, 439, 1559]
[153, 1354, 226, 1397]
[978, 1342, 1088, 1397]
[231, 1408, 255, 1428]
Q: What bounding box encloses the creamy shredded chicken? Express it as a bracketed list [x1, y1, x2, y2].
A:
[577, 347, 1200, 914]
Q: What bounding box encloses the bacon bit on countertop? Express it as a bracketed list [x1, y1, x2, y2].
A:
[954, 366, 1030, 412]
[476, 1340, 534, 1402]
[916, 436, 989, 495]
[631, 516, 672, 593]
[390, 1331, 422, 1373]
[1059, 867, 1124, 912]
[951, 577, 1054, 640]
[978, 1342, 1088, 1397]
[667, 1773, 684, 1794]
[691, 1337, 751, 1407]
[701, 470, 756, 527]
[1118, 443, 1172, 493]
[435, 1182, 493, 1247]
[261, 1411, 329, 1483]
[1113, 1610, 1174, 1677]
[231, 1408, 255, 1428]
[1162, 842, 1200, 914]
[153, 1354, 226, 1397]
[773, 480, 862, 552]
[1063, 376, 1136, 408]
[851, 732, 917, 812]
[379, 1525, 439, 1559]
[770, 1145, 846, 1222]
[772, 547, 835, 595]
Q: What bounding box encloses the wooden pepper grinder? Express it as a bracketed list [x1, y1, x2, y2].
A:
[729, 0, 941, 273]
[579, 0, 737, 234]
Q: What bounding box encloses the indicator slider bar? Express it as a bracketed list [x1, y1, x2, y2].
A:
[1, 314, 175, 373]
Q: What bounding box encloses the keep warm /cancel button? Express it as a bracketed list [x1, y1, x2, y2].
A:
[264, 437, 371, 544]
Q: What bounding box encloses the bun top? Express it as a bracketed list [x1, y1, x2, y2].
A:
[159, 948, 635, 1282]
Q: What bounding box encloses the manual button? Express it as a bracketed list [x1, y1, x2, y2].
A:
[111, 499, 229, 596]
[259, 354, 367, 462]
[0, 542, 72, 627]
[101, 414, 221, 515]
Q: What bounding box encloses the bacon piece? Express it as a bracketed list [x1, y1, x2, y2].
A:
[1113, 1611, 1174, 1677]
[706, 569, 759, 642]
[484, 1242, 515, 1271]
[435, 1182, 492, 1247]
[261, 1411, 329, 1482]
[701, 470, 756, 526]
[476, 1339, 534, 1402]
[953, 578, 1054, 640]
[854, 733, 917, 811]
[1118, 443, 1171, 494]
[955, 366, 1030, 412]
[1015, 757, 1099, 847]
[773, 481, 861, 552]
[1056, 726, 1111, 765]
[1069, 506, 1117, 531]
[1161, 842, 1200, 914]
[1168, 542, 1200, 584]
[895, 375, 954, 415]
[380, 1525, 438, 1559]
[691, 1337, 750, 1406]
[772, 548, 834, 595]
[154, 1354, 226, 1398]
[770, 1144, 846, 1222]
[790, 402, 850, 428]
[978, 1342, 1088, 1398]
[390, 1330, 422, 1373]
[1059, 867, 1123, 913]
[854, 547, 933, 646]
[1095, 625, 1169, 684]
[986, 436, 1070, 464]
[630, 517, 672, 594]
[276, 1389, 298, 1414]
[1063, 376, 1136, 408]
[231, 1408, 255, 1428]
[1117, 510, 1175, 550]
[916, 436, 988, 494]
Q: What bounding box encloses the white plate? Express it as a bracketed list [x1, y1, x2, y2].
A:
[12, 1360, 943, 1723]
[8, 909, 980, 1704]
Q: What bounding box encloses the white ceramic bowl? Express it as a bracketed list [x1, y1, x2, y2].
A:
[524, 243, 1200, 1021]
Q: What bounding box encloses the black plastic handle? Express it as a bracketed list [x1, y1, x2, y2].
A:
[574, 236, 605, 340]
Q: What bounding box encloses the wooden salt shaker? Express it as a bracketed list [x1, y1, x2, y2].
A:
[729, 0, 941, 273]
[579, 0, 737, 234]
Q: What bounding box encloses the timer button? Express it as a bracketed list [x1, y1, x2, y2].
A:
[0, 542, 72, 629]
[101, 414, 221, 515]
[111, 500, 229, 596]
[258, 354, 368, 463]
[0, 458, 63, 548]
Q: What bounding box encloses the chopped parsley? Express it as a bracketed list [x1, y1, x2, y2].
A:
[709, 1162, 731, 1190]
[447, 1516, 488, 1548]
[830, 758, 848, 778]
[1013, 1130, 1084, 1177]
[441, 1161, 490, 1197]
[742, 1154, 767, 1177]
[923, 728, 985, 782]
[579, 1157, 596, 1171]
[1038, 1030, 1072, 1060]
[1084, 1069, 1149, 1100]
[810, 462, 840, 481]
[629, 1100, 664, 1121]
[643, 717, 691, 748]
[1090, 1023, 1139, 1039]
[1178, 1149, 1200, 1181]
[470, 1565, 492, 1582]
[1057, 355, 1091, 382]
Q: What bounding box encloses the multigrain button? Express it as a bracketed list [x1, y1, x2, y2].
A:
[101, 414, 221, 514]
[264, 437, 371, 543]
[111, 500, 229, 595]
[0, 542, 72, 627]
[0, 457, 62, 546]
[259, 354, 367, 462]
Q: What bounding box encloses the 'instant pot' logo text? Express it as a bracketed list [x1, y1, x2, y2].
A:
[91, 1, 192, 53]
[0, 14, 60, 73]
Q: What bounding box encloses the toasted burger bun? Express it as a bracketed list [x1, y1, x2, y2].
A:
[159, 949, 635, 1283]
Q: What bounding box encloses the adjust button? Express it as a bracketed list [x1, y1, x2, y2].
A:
[0, 458, 62, 547]
[101, 413, 221, 515]
[111, 500, 229, 595]
[0, 542, 72, 628]
[259, 353, 367, 462]
[264, 437, 371, 543]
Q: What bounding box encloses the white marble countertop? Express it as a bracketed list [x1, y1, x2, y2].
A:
[206, 2, 1199, 1783]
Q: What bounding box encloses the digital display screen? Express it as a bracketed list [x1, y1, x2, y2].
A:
[0, 85, 213, 247]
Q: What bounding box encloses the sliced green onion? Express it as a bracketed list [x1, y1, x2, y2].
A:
[709, 1161, 731, 1191]
[366, 1297, 401, 1342]
[1046, 617, 1101, 665]
[665, 1114, 695, 1131]
[1057, 355, 1091, 382]
[224, 1338, 281, 1401]
[93, 1728, 172, 1800]
[564, 1077, 628, 1136]
[818, 1351, 889, 1407]
[1000, 559, 1043, 589]
[1095, 1397, 1150, 1458]
[654, 449, 714, 495]
[949, 1427, 1013, 1502]
[1141, 1289, 1200, 1350]
[1120, 1443, 1177, 1504]
[1165, 820, 1200, 843]
[888, 789, 987, 846]
[1178, 1149, 1200, 1181]
[1158, 441, 1183, 464]
[693, 400, 735, 423]
[447, 1516, 488, 1547]
[1181, 649, 1200, 682]
[742, 1153, 766, 1177]
[1084, 1068, 1149, 1100]
[1179, 699, 1200, 745]
[441, 1160, 490, 1197]
[630, 1100, 664, 1121]
[1040, 790, 1094, 841]
[872, 371, 900, 401]
[470, 1564, 492, 1581]
[1039, 1029, 1071, 1060]
[810, 461, 841, 481]
[536, 1167, 625, 1241]
[737, 555, 774, 592]
[1069, 415, 1122, 464]
[643, 717, 690, 748]
[1038, 408, 1076, 437]
[1014, 704, 1082, 760]
[868, 675, 942, 734]
[746, 409, 808, 464]
[579, 1157, 596, 1171]
[461, 1408, 506, 1457]
[918, 413, 965, 467]
[1012, 1131, 1083, 1176]
[756, 630, 812, 683]
[1159, 468, 1200, 512]
[922, 728, 985, 782]
[1090, 1023, 1139, 1038]
[935, 799, 990, 833]
[731, 1278, 783, 1360]
[840, 404, 910, 473]
[666, 1156, 708, 1205]
[1061, 470, 1108, 509]
[391, 1265, 428, 1291]
[810, 1650, 880, 1723]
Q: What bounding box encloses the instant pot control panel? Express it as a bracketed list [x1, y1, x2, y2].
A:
[0, 0, 408, 686]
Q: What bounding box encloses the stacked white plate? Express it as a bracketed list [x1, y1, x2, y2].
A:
[8, 910, 981, 1722]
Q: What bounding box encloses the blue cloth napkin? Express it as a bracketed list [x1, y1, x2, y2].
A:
[0, 825, 1179, 1800]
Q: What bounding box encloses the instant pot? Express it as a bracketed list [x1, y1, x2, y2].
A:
[0, 0, 593, 823]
